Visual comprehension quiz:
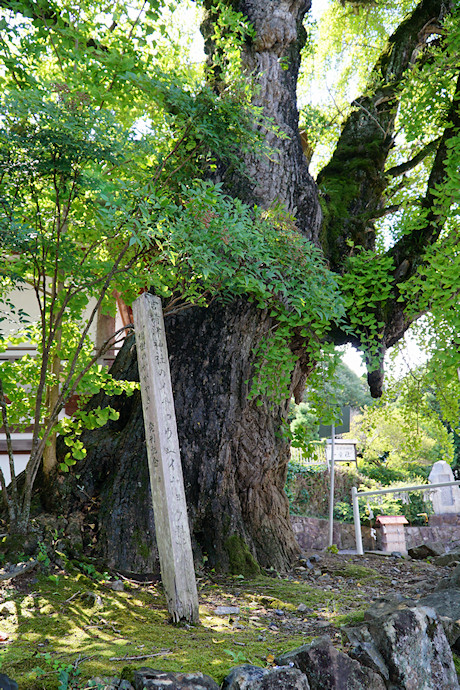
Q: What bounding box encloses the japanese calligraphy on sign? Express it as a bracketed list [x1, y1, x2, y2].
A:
[132, 293, 199, 624]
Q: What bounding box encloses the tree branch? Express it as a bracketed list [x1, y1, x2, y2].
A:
[385, 137, 442, 177]
[318, 0, 451, 272]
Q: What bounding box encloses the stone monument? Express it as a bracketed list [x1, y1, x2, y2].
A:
[428, 460, 460, 515]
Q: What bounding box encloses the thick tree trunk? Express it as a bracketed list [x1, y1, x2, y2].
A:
[67, 298, 301, 573]
[50, 0, 456, 574]
[61, 0, 322, 573]
[54, 0, 319, 575]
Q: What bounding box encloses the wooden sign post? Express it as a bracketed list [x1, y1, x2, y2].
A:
[132, 293, 199, 624]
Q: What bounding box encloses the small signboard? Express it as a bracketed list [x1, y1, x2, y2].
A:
[325, 440, 357, 464]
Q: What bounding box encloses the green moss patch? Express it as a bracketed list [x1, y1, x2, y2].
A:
[331, 564, 380, 582]
[334, 609, 366, 626]
[224, 535, 260, 577]
[0, 568, 373, 688]
[453, 653, 460, 677]
[0, 552, 422, 690]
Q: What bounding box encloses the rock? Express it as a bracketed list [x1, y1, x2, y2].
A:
[408, 542, 445, 559]
[347, 641, 389, 682]
[111, 580, 125, 592]
[222, 664, 310, 689]
[363, 593, 416, 623]
[418, 589, 460, 648]
[364, 605, 459, 689]
[221, 665, 267, 689]
[434, 562, 460, 591]
[89, 677, 132, 689]
[344, 626, 389, 681]
[133, 669, 219, 689]
[0, 560, 38, 581]
[275, 636, 386, 689]
[297, 604, 312, 614]
[274, 609, 285, 616]
[434, 548, 460, 566]
[0, 673, 18, 690]
[214, 606, 240, 616]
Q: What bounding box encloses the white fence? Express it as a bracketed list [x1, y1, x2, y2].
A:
[352, 481, 460, 555]
[290, 445, 327, 467]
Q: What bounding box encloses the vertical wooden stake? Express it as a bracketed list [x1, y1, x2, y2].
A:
[133, 293, 199, 624]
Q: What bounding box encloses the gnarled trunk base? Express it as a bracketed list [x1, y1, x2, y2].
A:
[61, 298, 300, 574]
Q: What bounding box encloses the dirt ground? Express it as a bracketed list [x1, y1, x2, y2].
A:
[203, 550, 454, 644]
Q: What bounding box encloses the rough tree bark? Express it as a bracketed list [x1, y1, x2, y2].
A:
[61, 0, 320, 574]
[70, 300, 305, 573]
[57, 0, 457, 573]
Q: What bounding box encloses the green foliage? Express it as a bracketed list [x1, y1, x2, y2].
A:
[286, 462, 362, 518]
[334, 486, 432, 526]
[33, 652, 82, 690]
[289, 401, 322, 457]
[339, 250, 394, 367]
[286, 448, 434, 525]
[299, 0, 415, 171]
[351, 373, 455, 471]
[0, 0, 347, 534]
[330, 361, 373, 409]
[288, 359, 371, 457]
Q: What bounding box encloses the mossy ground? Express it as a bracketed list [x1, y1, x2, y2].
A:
[0, 553, 457, 688]
[0, 566, 365, 688]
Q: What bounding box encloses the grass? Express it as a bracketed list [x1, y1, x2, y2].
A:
[0, 570, 363, 688]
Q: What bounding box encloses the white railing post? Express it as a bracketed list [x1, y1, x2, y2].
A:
[352, 486, 364, 555]
[328, 423, 335, 547]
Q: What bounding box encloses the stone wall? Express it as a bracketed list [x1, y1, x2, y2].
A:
[290, 516, 374, 552]
[291, 514, 460, 553]
[406, 514, 460, 551]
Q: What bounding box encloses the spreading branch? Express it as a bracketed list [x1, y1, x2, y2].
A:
[385, 137, 442, 177]
[318, 0, 451, 272]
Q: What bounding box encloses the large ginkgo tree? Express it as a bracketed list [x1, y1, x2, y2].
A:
[0, 0, 458, 571]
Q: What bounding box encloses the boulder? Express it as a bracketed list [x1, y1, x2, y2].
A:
[275, 636, 386, 689]
[0, 673, 18, 690]
[435, 562, 460, 591]
[344, 627, 389, 681]
[363, 593, 416, 623]
[221, 665, 267, 689]
[434, 548, 460, 567]
[363, 605, 459, 688]
[132, 669, 219, 689]
[222, 664, 310, 689]
[408, 542, 444, 560]
[418, 588, 460, 650]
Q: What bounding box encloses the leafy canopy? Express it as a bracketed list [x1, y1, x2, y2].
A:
[0, 0, 350, 533]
